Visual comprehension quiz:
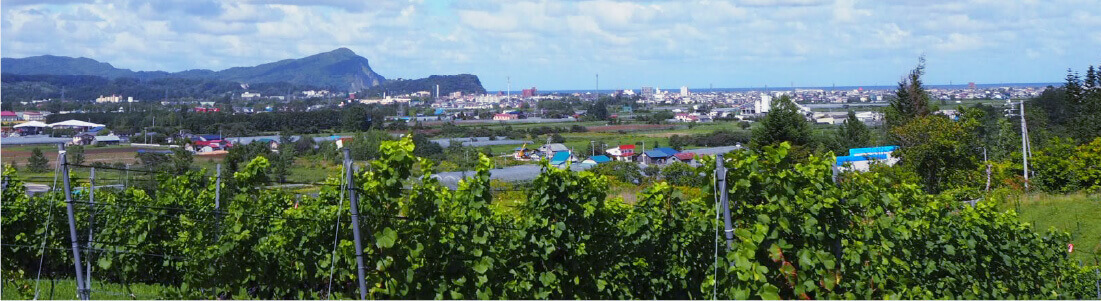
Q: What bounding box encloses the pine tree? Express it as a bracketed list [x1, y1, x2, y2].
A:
[1085, 65, 1097, 91]
[1065, 68, 1083, 104]
[751, 95, 810, 148]
[838, 111, 871, 149]
[27, 148, 49, 173]
[886, 56, 933, 130]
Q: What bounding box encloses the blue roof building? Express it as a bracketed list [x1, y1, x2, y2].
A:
[550, 151, 573, 166]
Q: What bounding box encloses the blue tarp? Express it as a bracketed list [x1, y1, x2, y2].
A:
[835, 154, 889, 165]
[550, 151, 572, 165]
[849, 146, 899, 156]
[645, 147, 680, 158]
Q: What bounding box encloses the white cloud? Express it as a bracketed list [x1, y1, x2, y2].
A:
[1, 0, 1098, 89]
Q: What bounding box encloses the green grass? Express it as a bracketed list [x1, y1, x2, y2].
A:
[2, 278, 169, 300]
[1014, 193, 1101, 264]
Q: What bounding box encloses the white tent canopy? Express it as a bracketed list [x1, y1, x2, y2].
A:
[13, 121, 48, 128]
[47, 120, 105, 128]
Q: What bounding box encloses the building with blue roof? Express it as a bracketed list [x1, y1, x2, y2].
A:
[836, 145, 900, 172]
[642, 147, 681, 165]
[550, 151, 576, 167]
[581, 155, 611, 165]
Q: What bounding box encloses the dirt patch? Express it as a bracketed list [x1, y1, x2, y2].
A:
[587, 124, 678, 132]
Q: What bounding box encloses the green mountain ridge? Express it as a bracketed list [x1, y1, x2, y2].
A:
[1, 48, 387, 91]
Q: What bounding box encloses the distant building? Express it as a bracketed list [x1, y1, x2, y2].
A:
[641, 86, 655, 97]
[493, 113, 519, 121]
[680, 86, 689, 97]
[835, 146, 900, 172]
[17, 111, 45, 121]
[605, 144, 637, 162]
[96, 95, 124, 103]
[449, 91, 463, 98]
[522, 87, 538, 98]
[1, 111, 20, 122]
[755, 93, 773, 114]
[242, 92, 262, 99]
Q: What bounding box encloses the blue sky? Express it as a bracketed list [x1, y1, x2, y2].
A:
[2, 0, 1099, 91]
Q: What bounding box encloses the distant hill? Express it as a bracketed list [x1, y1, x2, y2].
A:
[1, 48, 386, 91]
[363, 74, 487, 97]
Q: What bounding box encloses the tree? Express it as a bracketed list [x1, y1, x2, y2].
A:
[892, 115, 979, 193]
[271, 133, 296, 183]
[837, 111, 871, 149]
[751, 95, 810, 148]
[67, 145, 86, 166]
[886, 56, 934, 130]
[588, 161, 643, 184]
[549, 133, 566, 143]
[27, 148, 49, 172]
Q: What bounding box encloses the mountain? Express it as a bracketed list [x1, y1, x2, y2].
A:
[365, 74, 487, 97]
[1, 48, 386, 91]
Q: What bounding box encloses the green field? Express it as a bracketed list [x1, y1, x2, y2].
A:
[1014, 193, 1101, 264]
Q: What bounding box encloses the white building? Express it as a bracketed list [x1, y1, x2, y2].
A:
[680, 86, 689, 97]
[754, 93, 773, 114]
[242, 92, 261, 99]
[96, 95, 123, 103]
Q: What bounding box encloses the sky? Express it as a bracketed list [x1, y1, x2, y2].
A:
[2, 0, 1100, 91]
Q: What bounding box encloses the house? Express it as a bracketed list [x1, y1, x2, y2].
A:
[539, 143, 569, 154]
[94, 135, 121, 146]
[255, 138, 280, 151]
[674, 113, 699, 122]
[641, 147, 681, 165]
[17, 111, 45, 121]
[605, 145, 637, 162]
[1, 111, 20, 122]
[493, 113, 519, 121]
[72, 133, 96, 145]
[581, 155, 612, 165]
[549, 151, 576, 166]
[673, 152, 696, 163]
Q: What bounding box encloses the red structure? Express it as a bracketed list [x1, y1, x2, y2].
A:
[522, 87, 537, 97]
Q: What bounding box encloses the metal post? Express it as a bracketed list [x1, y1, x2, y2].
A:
[717, 155, 734, 250]
[59, 144, 88, 300]
[214, 164, 222, 242]
[343, 149, 369, 300]
[1020, 102, 1029, 191]
[86, 168, 95, 293]
[214, 164, 222, 210]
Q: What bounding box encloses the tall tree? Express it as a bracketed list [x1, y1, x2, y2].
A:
[67, 145, 86, 166]
[837, 111, 871, 149]
[27, 148, 49, 173]
[892, 115, 979, 193]
[751, 95, 810, 148]
[886, 56, 934, 130]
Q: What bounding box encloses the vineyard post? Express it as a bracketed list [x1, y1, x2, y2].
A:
[59, 144, 89, 300]
[343, 148, 369, 300]
[214, 164, 222, 242]
[86, 167, 96, 293]
[717, 154, 734, 250]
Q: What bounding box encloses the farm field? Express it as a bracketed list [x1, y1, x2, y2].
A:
[1015, 192, 1101, 264]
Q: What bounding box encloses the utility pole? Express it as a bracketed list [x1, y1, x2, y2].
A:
[342, 149, 369, 300]
[59, 144, 89, 300]
[1020, 102, 1029, 191]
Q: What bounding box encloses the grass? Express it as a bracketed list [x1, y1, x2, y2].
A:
[2, 278, 169, 300]
[1014, 192, 1101, 264]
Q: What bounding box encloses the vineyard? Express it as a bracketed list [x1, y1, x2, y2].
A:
[2, 137, 1099, 299]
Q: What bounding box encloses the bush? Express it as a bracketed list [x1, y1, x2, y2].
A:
[589, 161, 643, 184]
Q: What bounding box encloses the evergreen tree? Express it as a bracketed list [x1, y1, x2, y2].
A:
[27, 148, 49, 173]
[1064, 69, 1083, 104]
[751, 95, 810, 148]
[886, 56, 933, 130]
[837, 111, 871, 149]
[1085, 65, 1097, 91]
[67, 145, 85, 166]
